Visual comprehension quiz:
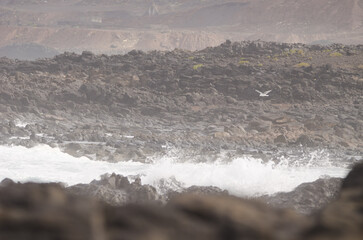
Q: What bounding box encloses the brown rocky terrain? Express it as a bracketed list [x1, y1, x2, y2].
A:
[0, 40, 361, 213]
[0, 161, 362, 240]
[0, 41, 362, 163]
[66, 173, 343, 215]
[0, 31, 362, 238]
[0, 0, 362, 58]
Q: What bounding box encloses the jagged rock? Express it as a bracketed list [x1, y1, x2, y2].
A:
[0, 162, 362, 239]
[274, 134, 287, 144]
[182, 185, 228, 196]
[67, 173, 161, 205]
[0, 178, 14, 187]
[260, 177, 342, 214]
[78, 83, 107, 103]
[303, 162, 363, 240]
[341, 162, 363, 189]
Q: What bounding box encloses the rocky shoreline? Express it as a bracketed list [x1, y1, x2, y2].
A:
[0, 40, 362, 216]
[68, 173, 345, 215]
[0, 161, 362, 240]
[0, 41, 362, 161]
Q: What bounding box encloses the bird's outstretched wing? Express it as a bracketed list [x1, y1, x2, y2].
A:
[255, 90, 263, 94]
[264, 90, 272, 95]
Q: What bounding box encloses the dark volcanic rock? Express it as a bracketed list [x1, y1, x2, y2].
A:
[68, 174, 230, 205]
[67, 173, 162, 205]
[302, 162, 363, 240]
[183, 185, 229, 196]
[260, 177, 342, 214]
[341, 162, 363, 189]
[0, 32, 362, 240]
[1, 162, 363, 240]
[0, 182, 105, 240]
[0, 178, 14, 187]
[167, 185, 229, 202]
[0, 40, 362, 157]
[105, 195, 307, 240]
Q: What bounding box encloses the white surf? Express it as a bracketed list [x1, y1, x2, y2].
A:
[0, 145, 349, 196]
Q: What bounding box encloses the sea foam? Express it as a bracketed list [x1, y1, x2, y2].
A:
[0, 145, 349, 196]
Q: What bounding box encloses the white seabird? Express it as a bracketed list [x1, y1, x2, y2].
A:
[255, 89, 272, 97]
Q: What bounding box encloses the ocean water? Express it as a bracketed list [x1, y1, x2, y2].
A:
[0, 144, 350, 196]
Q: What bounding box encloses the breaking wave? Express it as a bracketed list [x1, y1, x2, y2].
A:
[0, 145, 350, 196]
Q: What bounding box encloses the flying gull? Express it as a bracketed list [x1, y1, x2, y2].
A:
[255, 89, 272, 97]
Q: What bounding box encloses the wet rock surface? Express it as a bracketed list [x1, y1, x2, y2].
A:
[0, 162, 362, 240]
[67, 173, 163, 206]
[64, 174, 344, 215]
[66, 173, 229, 206]
[259, 177, 342, 215]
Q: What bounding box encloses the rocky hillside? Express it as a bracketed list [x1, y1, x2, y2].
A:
[2, 0, 361, 31]
[0, 0, 361, 57]
[0, 41, 362, 163]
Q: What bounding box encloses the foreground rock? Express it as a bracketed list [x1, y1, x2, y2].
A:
[0, 162, 362, 240]
[66, 172, 337, 214]
[303, 162, 363, 240]
[67, 173, 228, 205]
[259, 177, 342, 214]
[0, 182, 105, 240]
[67, 173, 162, 205]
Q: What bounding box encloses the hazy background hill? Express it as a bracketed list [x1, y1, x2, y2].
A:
[0, 0, 362, 59]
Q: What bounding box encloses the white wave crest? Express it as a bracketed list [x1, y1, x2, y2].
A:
[0, 145, 349, 196]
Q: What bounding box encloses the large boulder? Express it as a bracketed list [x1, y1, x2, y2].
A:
[341, 161, 363, 189]
[303, 162, 363, 240]
[67, 173, 161, 205]
[0, 182, 105, 240]
[260, 177, 342, 214]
